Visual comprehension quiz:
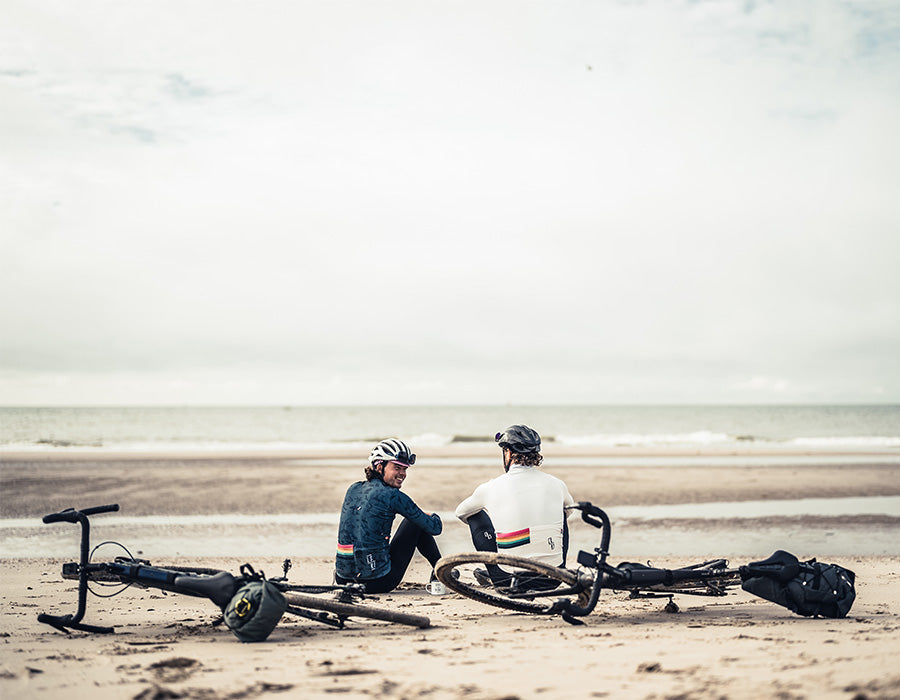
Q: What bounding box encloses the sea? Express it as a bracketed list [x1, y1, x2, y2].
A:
[1, 404, 899, 453]
[2, 405, 898, 558]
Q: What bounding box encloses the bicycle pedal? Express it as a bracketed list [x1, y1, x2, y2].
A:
[473, 569, 492, 587]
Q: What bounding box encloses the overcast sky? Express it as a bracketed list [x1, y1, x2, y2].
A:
[2, 1, 899, 406]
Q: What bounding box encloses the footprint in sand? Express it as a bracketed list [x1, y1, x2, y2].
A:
[147, 657, 200, 683]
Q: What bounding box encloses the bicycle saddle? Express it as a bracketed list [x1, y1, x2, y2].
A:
[173, 572, 239, 609]
[739, 550, 801, 583]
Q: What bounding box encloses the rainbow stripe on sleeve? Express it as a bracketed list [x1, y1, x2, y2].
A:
[496, 528, 531, 549]
[336, 543, 354, 557]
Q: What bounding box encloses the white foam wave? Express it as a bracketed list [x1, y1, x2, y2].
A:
[0, 440, 374, 453]
[789, 436, 900, 448]
[406, 432, 454, 447]
[3, 432, 899, 454]
[555, 430, 732, 447]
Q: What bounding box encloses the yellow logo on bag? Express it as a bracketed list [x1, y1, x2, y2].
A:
[235, 597, 253, 618]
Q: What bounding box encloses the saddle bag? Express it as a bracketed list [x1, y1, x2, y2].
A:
[739, 550, 856, 619]
[223, 568, 287, 642]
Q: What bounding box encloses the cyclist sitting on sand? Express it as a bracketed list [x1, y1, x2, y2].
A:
[335, 438, 444, 593]
[455, 425, 575, 585]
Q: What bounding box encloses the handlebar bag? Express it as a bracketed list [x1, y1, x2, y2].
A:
[740, 550, 856, 619]
[223, 580, 287, 642]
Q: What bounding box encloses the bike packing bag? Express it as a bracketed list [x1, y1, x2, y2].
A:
[223, 579, 287, 642]
[739, 550, 856, 619]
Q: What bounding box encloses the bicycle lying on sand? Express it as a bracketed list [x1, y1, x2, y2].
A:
[435, 502, 857, 625]
[38, 504, 430, 639]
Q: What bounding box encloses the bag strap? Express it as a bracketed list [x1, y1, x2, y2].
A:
[239, 563, 266, 581]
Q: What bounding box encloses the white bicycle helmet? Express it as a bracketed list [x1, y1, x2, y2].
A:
[368, 438, 416, 466]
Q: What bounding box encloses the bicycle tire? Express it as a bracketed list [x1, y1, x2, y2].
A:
[278, 583, 353, 595]
[63, 563, 228, 583]
[157, 564, 229, 576]
[606, 559, 742, 597]
[625, 570, 742, 596]
[434, 552, 589, 615]
[282, 592, 431, 629]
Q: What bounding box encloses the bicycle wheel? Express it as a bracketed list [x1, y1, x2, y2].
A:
[282, 592, 431, 629]
[615, 561, 742, 597]
[159, 564, 228, 575]
[434, 552, 590, 614]
[634, 570, 742, 596]
[63, 562, 227, 583]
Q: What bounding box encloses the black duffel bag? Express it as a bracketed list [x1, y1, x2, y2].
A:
[739, 550, 856, 619]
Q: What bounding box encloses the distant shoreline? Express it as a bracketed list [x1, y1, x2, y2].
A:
[3, 443, 899, 463]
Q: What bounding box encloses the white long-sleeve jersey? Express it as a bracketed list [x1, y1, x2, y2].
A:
[455, 464, 576, 565]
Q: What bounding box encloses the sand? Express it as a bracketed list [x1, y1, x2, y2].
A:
[2, 446, 900, 699]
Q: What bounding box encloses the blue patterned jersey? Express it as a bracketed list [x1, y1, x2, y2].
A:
[335, 479, 442, 580]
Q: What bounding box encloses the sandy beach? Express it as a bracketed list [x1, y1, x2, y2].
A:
[2, 446, 900, 699]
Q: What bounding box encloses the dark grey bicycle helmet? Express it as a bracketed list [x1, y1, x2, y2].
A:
[494, 425, 541, 454]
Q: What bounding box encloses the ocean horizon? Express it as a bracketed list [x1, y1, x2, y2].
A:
[1, 404, 898, 453]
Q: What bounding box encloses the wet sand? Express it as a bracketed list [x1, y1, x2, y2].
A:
[3, 444, 899, 517]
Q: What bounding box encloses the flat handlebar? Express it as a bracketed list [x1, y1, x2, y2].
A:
[574, 501, 608, 531]
[552, 502, 613, 619]
[42, 504, 119, 524]
[566, 502, 611, 545]
[39, 504, 120, 634]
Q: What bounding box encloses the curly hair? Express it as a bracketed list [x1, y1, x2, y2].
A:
[510, 451, 543, 467]
[364, 463, 382, 481]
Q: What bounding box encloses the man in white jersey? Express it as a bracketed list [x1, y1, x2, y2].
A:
[455, 425, 575, 585]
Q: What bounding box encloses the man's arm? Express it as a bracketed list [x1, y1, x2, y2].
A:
[455, 484, 487, 522]
[563, 485, 577, 518]
[392, 489, 443, 535]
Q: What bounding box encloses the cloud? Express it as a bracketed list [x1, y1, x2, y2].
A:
[2, 0, 899, 404]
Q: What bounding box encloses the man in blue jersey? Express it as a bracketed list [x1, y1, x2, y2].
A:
[335, 438, 443, 593]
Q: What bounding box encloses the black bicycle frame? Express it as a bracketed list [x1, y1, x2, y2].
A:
[546, 502, 737, 620]
[38, 504, 378, 635]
